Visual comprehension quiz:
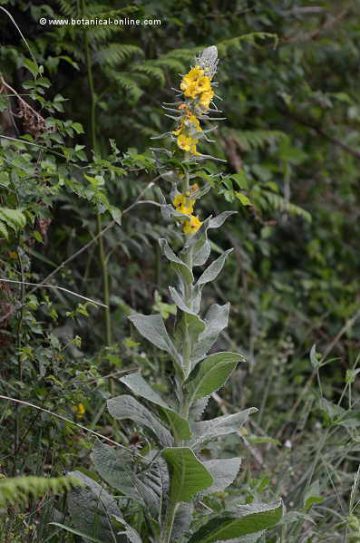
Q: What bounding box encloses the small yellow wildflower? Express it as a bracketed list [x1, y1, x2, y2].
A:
[185, 113, 202, 132]
[74, 402, 85, 419]
[199, 88, 214, 109]
[183, 215, 202, 235]
[180, 66, 213, 105]
[180, 66, 204, 95]
[177, 134, 199, 155]
[173, 193, 195, 215]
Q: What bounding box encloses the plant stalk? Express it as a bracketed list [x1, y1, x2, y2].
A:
[82, 0, 112, 351]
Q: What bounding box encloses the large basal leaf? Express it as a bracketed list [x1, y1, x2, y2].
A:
[202, 458, 242, 494]
[191, 408, 257, 448]
[92, 442, 168, 519]
[68, 471, 122, 543]
[162, 447, 213, 503]
[185, 352, 243, 402]
[191, 303, 230, 365]
[172, 502, 194, 541]
[120, 373, 191, 440]
[188, 501, 283, 543]
[107, 395, 173, 447]
[196, 249, 233, 287]
[91, 442, 138, 499]
[128, 313, 181, 365]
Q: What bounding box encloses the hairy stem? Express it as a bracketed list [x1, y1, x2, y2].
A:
[161, 500, 178, 543]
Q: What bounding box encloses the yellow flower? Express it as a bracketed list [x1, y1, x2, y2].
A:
[186, 113, 201, 132]
[199, 88, 214, 109]
[180, 66, 214, 102]
[173, 193, 195, 215]
[183, 215, 202, 235]
[197, 76, 212, 93]
[177, 134, 199, 155]
[180, 66, 204, 94]
[74, 403, 85, 419]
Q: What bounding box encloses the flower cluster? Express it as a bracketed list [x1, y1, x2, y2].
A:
[172, 186, 202, 235]
[171, 47, 217, 157]
[165, 47, 220, 236]
[180, 66, 214, 110]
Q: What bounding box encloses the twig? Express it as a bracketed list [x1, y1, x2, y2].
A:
[0, 278, 107, 308]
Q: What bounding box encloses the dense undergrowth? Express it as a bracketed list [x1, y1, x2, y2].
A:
[0, 1, 359, 542]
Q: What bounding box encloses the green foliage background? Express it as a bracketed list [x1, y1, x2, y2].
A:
[0, 0, 359, 541]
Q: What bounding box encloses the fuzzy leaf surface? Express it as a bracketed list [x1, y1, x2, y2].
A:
[188, 501, 283, 542]
[107, 395, 173, 447]
[202, 458, 242, 494]
[191, 408, 257, 448]
[120, 373, 191, 440]
[186, 352, 243, 402]
[128, 313, 180, 364]
[162, 447, 213, 503]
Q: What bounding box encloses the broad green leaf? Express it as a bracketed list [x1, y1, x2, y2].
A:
[208, 211, 237, 230]
[191, 303, 230, 365]
[128, 312, 181, 365]
[68, 471, 121, 542]
[0, 207, 26, 232]
[196, 249, 233, 287]
[193, 238, 211, 267]
[92, 444, 167, 517]
[203, 458, 242, 494]
[107, 395, 173, 447]
[120, 373, 169, 408]
[236, 192, 252, 206]
[169, 286, 196, 315]
[186, 352, 243, 402]
[162, 447, 213, 503]
[159, 238, 193, 284]
[91, 442, 139, 499]
[192, 408, 257, 448]
[120, 373, 191, 440]
[188, 501, 283, 542]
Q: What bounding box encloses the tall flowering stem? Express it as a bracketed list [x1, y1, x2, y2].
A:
[67, 46, 283, 543]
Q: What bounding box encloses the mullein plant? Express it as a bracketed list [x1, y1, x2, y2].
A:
[65, 47, 283, 543]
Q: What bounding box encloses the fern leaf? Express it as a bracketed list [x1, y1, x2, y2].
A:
[263, 192, 311, 222]
[226, 129, 287, 152]
[94, 44, 143, 66]
[113, 73, 143, 102]
[131, 62, 166, 86]
[0, 475, 81, 508]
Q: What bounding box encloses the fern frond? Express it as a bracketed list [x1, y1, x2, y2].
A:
[154, 57, 186, 74]
[263, 192, 311, 222]
[112, 73, 143, 102]
[131, 62, 166, 86]
[57, 0, 77, 18]
[226, 129, 287, 151]
[0, 475, 81, 508]
[217, 32, 278, 55]
[94, 43, 143, 66]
